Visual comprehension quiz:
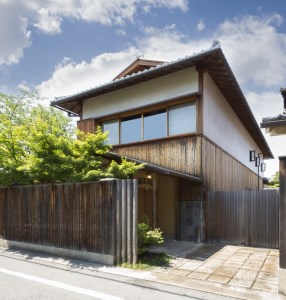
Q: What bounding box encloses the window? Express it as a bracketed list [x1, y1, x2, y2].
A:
[102, 119, 119, 145]
[101, 101, 196, 145]
[168, 102, 196, 135]
[121, 114, 141, 144]
[143, 109, 166, 140]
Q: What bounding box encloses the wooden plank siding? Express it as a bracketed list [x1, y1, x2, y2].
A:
[206, 189, 279, 248]
[113, 136, 202, 177]
[112, 135, 260, 191]
[201, 137, 262, 190]
[0, 180, 138, 265]
[77, 119, 95, 133]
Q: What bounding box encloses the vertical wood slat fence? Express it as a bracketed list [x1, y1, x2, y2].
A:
[0, 179, 138, 265]
[206, 189, 279, 248]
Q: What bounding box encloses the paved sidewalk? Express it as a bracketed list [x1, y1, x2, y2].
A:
[152, 242, 279, 293]
[0, 243, 282, 299]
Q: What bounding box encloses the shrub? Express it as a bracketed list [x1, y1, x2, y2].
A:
[138, 217, 164, 257]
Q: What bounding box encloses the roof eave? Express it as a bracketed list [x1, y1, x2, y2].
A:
[105, 152, 202, 182]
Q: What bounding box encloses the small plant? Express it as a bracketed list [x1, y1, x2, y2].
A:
[138, 216, 164, 257]
[121, 217, 170, 270]
[121, 252, 171, 270]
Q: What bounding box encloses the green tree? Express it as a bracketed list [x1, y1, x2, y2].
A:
[0, 92, 143, 186]
[268, 172, 279, 188]
[0, 92, 32, 184]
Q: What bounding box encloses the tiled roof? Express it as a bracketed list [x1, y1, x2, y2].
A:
[51, 44, 220, 111]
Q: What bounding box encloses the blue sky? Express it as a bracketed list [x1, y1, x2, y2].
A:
[0, 0, 285, 177]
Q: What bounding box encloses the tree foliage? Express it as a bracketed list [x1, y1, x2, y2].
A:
[106, 158, 145, 179]
[0, 92, 143, 186]
[267, 172, 279, 188]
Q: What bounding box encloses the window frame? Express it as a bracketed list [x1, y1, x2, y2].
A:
[99, 99, 197, 145]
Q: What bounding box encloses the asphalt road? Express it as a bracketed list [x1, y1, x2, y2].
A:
[0, 249, 231, 300]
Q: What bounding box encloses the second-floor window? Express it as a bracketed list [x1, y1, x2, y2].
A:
[101, 101, 196, 145]
[121, 114, 141, 144]
[101, 119, 119, 145]
[143, 109, 166, 140]
[169, 102, 196, 135]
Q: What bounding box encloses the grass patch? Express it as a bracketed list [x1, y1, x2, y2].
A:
[121, 252, 172, 270]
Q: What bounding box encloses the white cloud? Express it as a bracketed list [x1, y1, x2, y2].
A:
[196, 20, 205, 32]
[17, 81, 32, 92]
[214, 14, 286, 88]
[37, 48, 140, 98]
[141, 0, 188, 13]
[34, 7, 62, 34]
[0, 2, 31, 64]
[0, 0, 188, 65]
[137, 24, 211, 60]
[137, 14, 286, 91]
[31, 0, 188, 27]
[247, 91, 284, 124]
[115, 29, 127, 36]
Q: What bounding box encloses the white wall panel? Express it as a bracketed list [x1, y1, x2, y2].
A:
[83, 67, 198, 119]
[203, 73, 263, 174]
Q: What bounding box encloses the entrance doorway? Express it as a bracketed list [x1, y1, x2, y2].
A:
[137, 172, 204, 242]
[137, 172, 178, 239]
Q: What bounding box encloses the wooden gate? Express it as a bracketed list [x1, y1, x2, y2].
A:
[206, 189, 279, 248]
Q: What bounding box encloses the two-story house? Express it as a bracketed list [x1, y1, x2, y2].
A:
[52, 44, 273, 242]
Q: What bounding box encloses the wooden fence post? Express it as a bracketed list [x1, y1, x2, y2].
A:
[111, 179, 138, 265]
[279, 156, 286, 295]
[132, 179, 138, 264]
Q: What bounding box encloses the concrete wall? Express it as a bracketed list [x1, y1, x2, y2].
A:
[0, 239, 114, 265]
[203, 73, 263, 174]
[83, 67, 198, 119]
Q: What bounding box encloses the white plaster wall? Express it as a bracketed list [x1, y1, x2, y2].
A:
[83, 67, 198, 119]
[203, 73, 263, 174]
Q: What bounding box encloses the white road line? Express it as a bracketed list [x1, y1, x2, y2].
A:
[0, 267, 124, 300]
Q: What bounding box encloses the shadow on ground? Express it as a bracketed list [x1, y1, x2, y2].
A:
[151, 239, 224, 261]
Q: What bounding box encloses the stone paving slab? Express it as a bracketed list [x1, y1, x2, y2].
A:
[187, 271, 210, 280]
[169, 269, 190, 277]
[176, 260, 201, 271]
[153, 243, 280, 294]
[208, 274, 230, 284]
[258, 271, 278, 282]
[213, 266, 238, 277]
[253, 278, 278, 292]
